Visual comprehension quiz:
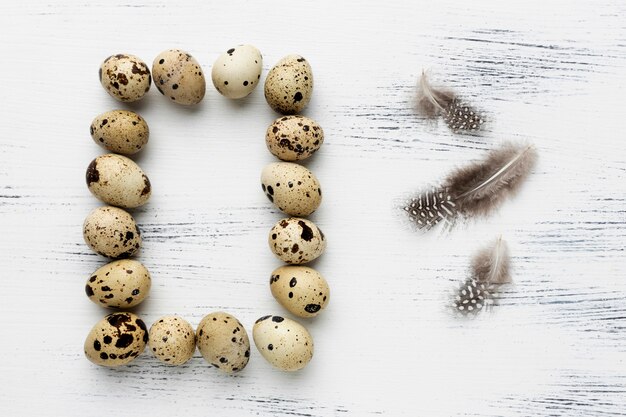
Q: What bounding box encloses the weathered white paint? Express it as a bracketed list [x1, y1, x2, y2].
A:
[0, 0, 625, 415]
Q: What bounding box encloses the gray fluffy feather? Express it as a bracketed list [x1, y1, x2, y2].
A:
[454, 237, 511, 315]
[416, 71, 455, 117]
[416, 71, 485, 133]
[404, 142, 538, 231]
[471, 236, 511, 285]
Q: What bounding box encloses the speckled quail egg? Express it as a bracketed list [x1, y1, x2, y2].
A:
[83, 206, 142, 258]
[253, 315, 313, 371]
[265, 115, 324, 161]
[196, 312, 250, 373]
[85, 259, 151, 309]
[261, 162, 322, 216]
[149, 316, 196, 365]
[270, 266, 330, 318]
[152, 49, 206, 105]
[86, 154, 151, 209]
[269, 217, 326, 264]
[264, 55, 313, 114]
[99, 54, 151, 102]
[84, 312, 148, 367]
[211, 44, 263, 99]
[90, 110, 149, 155]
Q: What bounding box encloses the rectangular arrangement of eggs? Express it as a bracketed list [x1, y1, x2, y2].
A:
[83, 46, 329, 372]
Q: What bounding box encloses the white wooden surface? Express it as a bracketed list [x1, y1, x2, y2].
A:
[1, 1, 625, 415]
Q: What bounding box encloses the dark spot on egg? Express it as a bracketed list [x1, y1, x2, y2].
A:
[255, 315, 271, 323]
[86, 159, 100, 185]
[305, 304, 321, 313]
[115, 333, 134, 348]
[141, 175, 151, 196]
[298, 221, 314, 241]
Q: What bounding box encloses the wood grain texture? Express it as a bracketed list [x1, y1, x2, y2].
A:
[1, 0, 625, 415]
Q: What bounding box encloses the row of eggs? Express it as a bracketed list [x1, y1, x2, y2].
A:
[85, 311, 312, 371]
[89, 109, 324, 161]
[99, 47, 313, 115]
[84, 252, 329, 318]
[85, 151, 325, 216]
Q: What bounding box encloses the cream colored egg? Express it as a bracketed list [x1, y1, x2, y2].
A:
[84, 312, 148, 367]
[149, 316, 196, 365]
[261, 162, 322, 216]
[86, 154, 151, 209]
[253, 315, 313, 371]
[83, 206, 142, 258]
[212, 44, 263, 99]
[152, 49, 206, 105]
[265, 115, 324, 161]
[264, 54, 313, 114]
[268, 217, 326, 264]
[99, 54, 151, 102]
[196, 312, 250, 373]
[270, 266, 330, 318]
[85, 259, 151, 309]
[90, 110, 149, 155]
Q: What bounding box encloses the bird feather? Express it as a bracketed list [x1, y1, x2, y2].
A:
[454, 237, 511, 315]
[416, 71, 455, 117]
[415, 70, 485, 133]
[403, 142, 538, 231]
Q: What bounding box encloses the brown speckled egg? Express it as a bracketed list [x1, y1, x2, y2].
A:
[90, 110, 149, 155]
[149, 316, 196, 365]
[196, 312, 250, 373]
[261, 162, 322, 216]
[270, 266, 330, 318]
[84, 312, 148, 367]
[152, 49, 206, 105]
[268, 217, 326, 264]
[85, 259, 151, 309]
[211, 44, 263, 99]
[99, 54, 151, 102]
[86, 154, 151, 209]
[253, 315, 313, 371]
[83, 206, 142, 258]
[265, 116, 324, 161]
[264, 55, 313, 114]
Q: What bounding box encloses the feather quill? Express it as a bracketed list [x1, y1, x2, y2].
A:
[416, 71, 485, 133]
[404, 142, 537, 231]
[454, 237, 511, 315]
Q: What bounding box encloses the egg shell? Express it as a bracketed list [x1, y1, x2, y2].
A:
[268, 217, 326, 264]
[152, 49, 206, 105]
[84, 312, 148, 367]
[212, 44, 263, 99]
[253, 315, 313, 371]
[196, 312, 250, 373]
[270, 266, 330, 318]
[264, 54, 313, 114]
[99, 54, 151, 102]
[149, 316, 196, 365]
[83, 206, 142, 258]
[265, 116, 324, 161]
[85, 259, 151, 309]
[261, 162, 322, 216]
[90, 110, 149, 155]
[86, 154, 151, 209]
